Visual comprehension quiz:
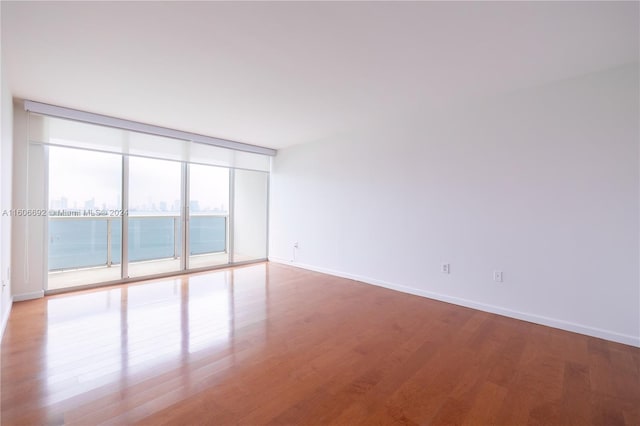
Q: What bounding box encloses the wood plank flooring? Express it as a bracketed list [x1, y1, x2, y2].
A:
[1, 262, 639, 425]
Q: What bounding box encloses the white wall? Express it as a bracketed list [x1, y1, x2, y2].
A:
[270, 63, 640, 347]
[0, 3, 15, 336]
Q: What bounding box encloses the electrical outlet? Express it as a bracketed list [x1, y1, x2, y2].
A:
[493, 271, 503, 282]
[441, 264, 450, 274]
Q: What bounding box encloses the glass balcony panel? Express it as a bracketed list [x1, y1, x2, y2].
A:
[128, 217, 176, 262]
[189, 216, 226, 255]
[49, 219, 108, 270]
[111, 219, 122, 265]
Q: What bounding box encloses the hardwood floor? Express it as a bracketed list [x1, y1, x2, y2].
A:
[2, 262, 638, 425]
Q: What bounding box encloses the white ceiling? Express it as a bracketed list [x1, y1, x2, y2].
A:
[2, 1, 638, 150]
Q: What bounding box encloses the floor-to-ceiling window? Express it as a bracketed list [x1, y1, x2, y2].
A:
[128, 156, 183, 278]
[48, 147, 123, 289]
[31, 104, 272, 292]
[188, 164, 229, 269]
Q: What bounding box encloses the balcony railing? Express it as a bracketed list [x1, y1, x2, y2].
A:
[49, 214, 227, 271]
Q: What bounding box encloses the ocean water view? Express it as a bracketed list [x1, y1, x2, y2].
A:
[49, 215, 227, 271]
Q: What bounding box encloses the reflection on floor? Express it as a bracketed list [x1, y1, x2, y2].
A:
[47, 252, 256, 290]
[3, 262, 639, 425]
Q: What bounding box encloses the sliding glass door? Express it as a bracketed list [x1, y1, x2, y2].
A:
[48, 147, 122, 289]
[128, 157, 183, 278]
[43, 127, 268, 290]
[188, 164, 230, 269]
[47, 149, 269, 290]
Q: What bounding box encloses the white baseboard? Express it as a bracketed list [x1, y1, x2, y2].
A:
[269, 257, 640, 348]
[13, 290, 45, 302]
[1, 296, 12, 340]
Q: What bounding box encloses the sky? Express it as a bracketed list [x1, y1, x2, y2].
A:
[48, 146, 230, 214]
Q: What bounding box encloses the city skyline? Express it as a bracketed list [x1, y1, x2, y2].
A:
[49, 146, 230, 216]
[50, 196, 229, 215]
